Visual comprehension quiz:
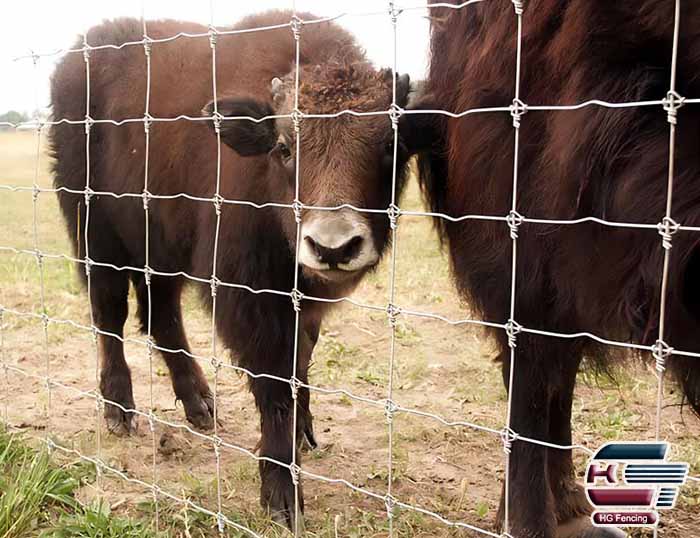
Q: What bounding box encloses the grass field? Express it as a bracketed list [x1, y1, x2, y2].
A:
[0, 130, 699, 537]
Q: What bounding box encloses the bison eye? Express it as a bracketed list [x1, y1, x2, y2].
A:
[274, 139, 292, 162]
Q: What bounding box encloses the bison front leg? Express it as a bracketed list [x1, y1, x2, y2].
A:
[548, 352, 625, 538]
[497, 336, 557, 538]
[133, 275, 214, 430]
[498, 336, 626, 538]
[91, 266, 136, 436]
[251, 376, 303, 530]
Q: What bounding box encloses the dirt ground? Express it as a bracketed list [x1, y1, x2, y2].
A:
[1, 131, 699, 537]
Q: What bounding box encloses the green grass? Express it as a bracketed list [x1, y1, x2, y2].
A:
[0, 428, 158, 538]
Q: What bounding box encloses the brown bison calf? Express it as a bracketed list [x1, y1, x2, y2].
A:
[402, 1, 700, 538]
[50, 11, 411, 527]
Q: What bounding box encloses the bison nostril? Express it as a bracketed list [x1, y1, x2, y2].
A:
[304, 234, 365, 267]
[340, 235, 364, 263]
[304, 235, 323, 259]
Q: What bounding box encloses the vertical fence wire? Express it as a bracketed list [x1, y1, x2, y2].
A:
[385, 2, 403, 535]
[206, 1, 227, 531]
[1, 3, 698, 537]
[654, 1, 683, 536]
[140, 4, 160, 532]
[81, 30, 104, 498]
[502, 1, 525, 536]
[289, 5, 304, 536]
[28, 50, 52, 452]
[0, 306, 5, 427]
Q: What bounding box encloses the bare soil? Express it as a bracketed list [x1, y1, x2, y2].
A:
[1, 131, 698, 537]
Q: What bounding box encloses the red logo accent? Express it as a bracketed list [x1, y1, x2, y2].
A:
[587, 463, 617, 485]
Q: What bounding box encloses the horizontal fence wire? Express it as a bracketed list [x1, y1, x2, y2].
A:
[1, 1, 699, 537]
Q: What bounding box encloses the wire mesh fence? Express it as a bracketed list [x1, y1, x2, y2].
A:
[1, 1, 699, 537]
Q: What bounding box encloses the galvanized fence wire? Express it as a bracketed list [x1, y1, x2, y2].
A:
[1, 1, 700, 537]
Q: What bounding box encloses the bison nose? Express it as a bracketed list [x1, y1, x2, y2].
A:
[304, 234, 364, 266]
[298, 210, 380, 274]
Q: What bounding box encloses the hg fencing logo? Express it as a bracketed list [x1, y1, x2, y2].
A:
[586, 442, 689, 528]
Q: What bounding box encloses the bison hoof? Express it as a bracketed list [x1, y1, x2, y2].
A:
[261, 462, 304, 531]
[104, 401, 135, 436]
[300, 422, 317, 452]
[557, 517, 627, 538]
[182, 391, 215, 431]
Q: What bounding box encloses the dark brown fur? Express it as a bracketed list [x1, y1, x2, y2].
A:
[403, 1, 700, 537]
[49, 10, 410, 527]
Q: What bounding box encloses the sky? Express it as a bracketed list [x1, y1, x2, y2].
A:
[0, 0, 431, 117]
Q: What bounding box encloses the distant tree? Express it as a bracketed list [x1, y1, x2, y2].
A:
[0, 110, 30, 130]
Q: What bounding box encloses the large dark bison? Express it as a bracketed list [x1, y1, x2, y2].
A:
[402, 1, 700, 537]
[49, 11, 411, 526]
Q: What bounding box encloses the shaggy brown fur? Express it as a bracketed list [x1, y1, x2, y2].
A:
[402, 1, 700, 537]
[49, 10, 411, 528]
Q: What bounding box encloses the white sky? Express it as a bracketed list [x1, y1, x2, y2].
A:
[0, 0, 431, 116]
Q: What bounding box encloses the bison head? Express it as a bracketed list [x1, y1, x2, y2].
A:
[203, 64, 411, 284]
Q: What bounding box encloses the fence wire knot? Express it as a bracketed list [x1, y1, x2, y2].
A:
[384, 398, 398, 423]
[510, 98, 527, 128]
[210, 276, 220, 298]
[505, 319, 522, 348]
[40, 312, 49, 332]
[290, 15, 302, 41]
[210, 355, 221, 372]
[388, 2, 402, 25]
[94, 392, 104, 412]
[501, 427, 519, 454]
[388, 203, 401, 230]
[663, 90, 685, 125]
[291, 108, 303, 134]
[143, 265, 153, 286]
[506, 210, 523, 240]
[388, 103, 403, 130]
[290, 288, 304, 312]
[84, 116, 94, 135]
[386, 302, 402, 327]
[83, 186, 95, 205]
[512, 0, 524, 15]
[289, 462, 301, 486]
[82, 46, 91, 63]
[212, 111, 223, 135]
[147, 410, 156, 433]
[142, 36, 153, 56]
[657, 216, 680, 250]
[83, 256, 93, 278]
[212, 193, 224, 216]
[32, 183, 40, 203]
[384, 494, 397, 518]
[652, 339, 673, 374]
[142, 189, 152, 211]
[34, 248, 44, 267]
[46, 437, 55, 451]
[143, 114, 153, 134]
[145, 334, 154, 354]
[292, 198, 303, 224]
[289, 376, 301, 401]
[216, 511, 226, 533]
[208, 26, 218, 49]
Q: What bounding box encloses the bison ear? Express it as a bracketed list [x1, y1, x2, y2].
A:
[202, 98, 277, 157]
[396, 73, 410, 108]
[399, 92, 442, 156]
